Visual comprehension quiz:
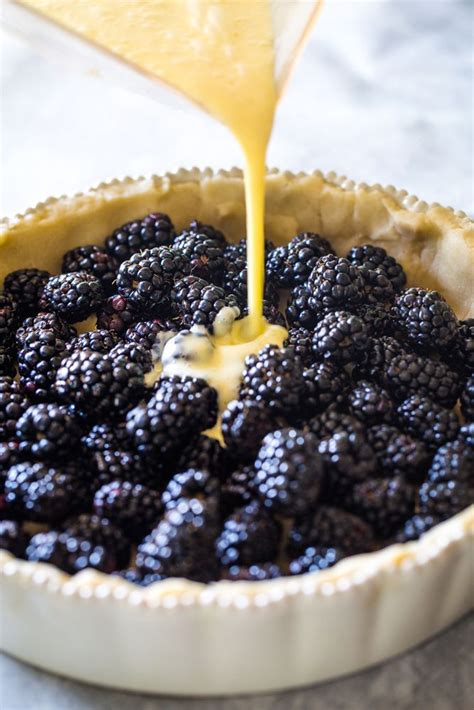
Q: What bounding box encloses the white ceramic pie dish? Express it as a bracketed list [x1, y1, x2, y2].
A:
[0, 168, 473, 696]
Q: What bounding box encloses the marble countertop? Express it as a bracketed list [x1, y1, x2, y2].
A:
[1, 0, 473, 707]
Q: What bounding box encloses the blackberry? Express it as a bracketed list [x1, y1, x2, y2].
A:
[239, 301, 286, 328]
[126, 377, 218, 459]
[367, 425, 430, 481]
[346, 244, 406, 292]
[0, 520, 27, 557]
[358, 267, 395, 305]
[18, 329, 67, 400]
[448, 319, 474, 373]
[427, 439, 474, 484]
[239, 345, 306, 417]
[172, 275, 239, 330]
[397, 395, 459, 449]
[5, 461, 90, 522]
[42, 272, 104, 323]
[0, 345, 15, 377]
[288, 546, 345, 575]
[222, 258, 279, 310]
[318, 430, 378, 495]
[16, 403, 82, 459]
[27, 515, 130, 574]
[105, 212, 175, 263]
[353, 335, 407, 382]
[0, 292, 17, 344]
[96, 294, 136, 334]
[393, 288, 458, 351]
[16, 312, 76, 347]
[162, 469, 220, 510]
[0, 442, 22, 485]
[223, 238, 274, 262]
[220, 563, 281, 581]
[109, 342, 153, 374]
[460, 374, 474, 421]
[216, 501, 281, 567]
[4, 268, 51, 317]
[135, 498, 219, 582]
[307, 406, 364, 441]
[357, 302, 394, 337]
[284, 327, 315, 365]
[266, 232, 334, 288]
[253, 428, 323, 517]
[91, 449, 154, 488]
[418, 480, 472, 520]
[383, 352, 461, 408]
[286, 285, 321, 330]
[458, 423, 474, 448]
[288, 505, 375, 557]
[308, 254, 364, 310]
[67, 328, 119, 354]
[62, 245, 118, 294]
[348, 381, 394, 425]
[393, 514, 441, 543]
[312, 311, 369, 364]
[94, 480, 163, 541]
[114, 568, 165, 586]
[188, 220, 228, 248]
[55, 349, 144, 417]
[221, 466, 257, 515]
[173, 232, 225, 284]
[82, 422, 132, 454]
[350, 476, 416, 537]
[125, 318, 180, 350]
[117, 246, 189, 313]
[0, 377, 28, 439]
[221, 399, 287, 463]
[175, 435, 224, 478]
[302, 362, 350, 417]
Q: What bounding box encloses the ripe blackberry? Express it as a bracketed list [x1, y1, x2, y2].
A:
[188, 219, 228, 248]
[0, 345, 15, 377]
[346, 244, 407, 292]
[393, 288, 458, 351]
[253, 428, 324, 517]
[82, 422, 132, 454]
[172, 275, 239, 330]
[427, 439, 473, 484]
[56, 349, 144, 417]
[239, 301, 286, 328]
[173, 232, 225, 284]
[109, 342, 153, 374]
[367, 425, 430, 481]
[5, 462, 90, 523]
[288, 505, 375, 557]
[96, 294, 136, 334]
[307, 406, 364, 441]
[383, 352, 461, 408]
[220, 562, 281, 581]
[394, 514, 441, 543]
[0, 292, 17, 344]
[288, 546, 345, 575]
[117, 246, 189, 313]
[18, 329, 67, 400]
[348, 381, 394, 425]
[16, 312, 76, 347]
[0, 520, 27, 557]
[418, 480, 472, 520]
[266, 232, 334, 288]
[162, 469, 220, 510]
[286, 285, 322, 330]
[221, 399, 287, 463]
[94, 480, 163, 541]
[357, 302, 394, 337]
[312, 311, 369, 364]
[126, 377, 218, 459]
[105, 212, 175, 263]
[216, 501, 281, 567]
[460, 374, 474, 421]
[357, 266, 395, 305]
[222, 256, 279, 309]
[175, 435, 224, 478]
[0, 377, 29, 439]
[239, 345, 306, 417]
[91, 449, 154, 488]
[284, 327, 315, 365]
[136, 498, 219, 582]
[62, 245, 118, 295]
[223, 238, 275, 262]
[458, 423, 474, 448]
[16, 403, 82, 459]
[42, 272, 105, 323]
[350, 476, 416, 537]
[353, 335, 407, 382]
[0, 442, 21, 485]
[4, 268, 51, 317]
[27, 515, 130, 574]
[302, 362, 350, 417]
[67, 329, 119, 354]
[221, 466, 257, 515]
[125, 318, 180, 350]
[318, 430, 378, 495]
[308, 254, 364, 310]
[397, 395, 459, 449]
[447, 319, 474, 373]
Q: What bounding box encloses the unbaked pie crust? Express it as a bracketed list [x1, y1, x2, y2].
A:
[0, 168, 473, 695]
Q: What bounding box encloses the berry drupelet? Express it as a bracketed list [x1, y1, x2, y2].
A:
[288, 505, 375, 557]
[172, 275, 239, 331]
[16, 403, 82, 459]
[4, 268, 51, 317]
[393, 287, 458, 351]
[346, 244, 407, 292]
[397, 395, 459, 449]
[42, 272, 105, 323]
[62, 245, 118, 295]
[105, 212, 175, 263]
[17, 329, 68, 401]
[308, 254, 364, 311]
[216, 501, 281, 568]
[312, 311, 369, 365]
[94, 480, 163, 541]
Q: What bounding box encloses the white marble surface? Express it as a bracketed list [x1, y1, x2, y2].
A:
[1, 0, 473, 217]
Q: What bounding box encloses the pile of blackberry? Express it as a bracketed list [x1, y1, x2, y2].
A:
[1, 213, 472, 585]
